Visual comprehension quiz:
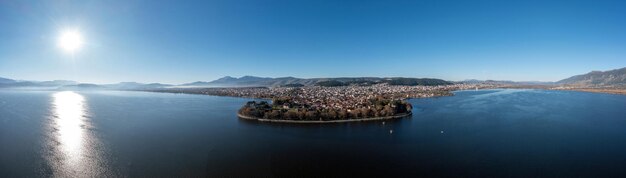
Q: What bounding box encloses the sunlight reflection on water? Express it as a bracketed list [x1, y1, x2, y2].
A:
[54, 91, 85, 165]
[45, 91, 107, 177]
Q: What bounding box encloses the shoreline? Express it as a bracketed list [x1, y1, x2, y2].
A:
[237, 111, 412, 124]
[560, 88, 626, 95]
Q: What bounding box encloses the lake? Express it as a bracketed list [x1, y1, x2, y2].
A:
[1, 89, 626, 177]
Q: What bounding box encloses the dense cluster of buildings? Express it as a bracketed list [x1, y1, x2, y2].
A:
[158, 83, 492, 109]
[274, 83, 474, 111]
[151, 83, 496, 120]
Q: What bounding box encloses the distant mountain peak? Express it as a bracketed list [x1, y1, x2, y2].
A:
[239, 75, 271, 80]
[589, 71, 602, 74]
[213, 76, 237, 83]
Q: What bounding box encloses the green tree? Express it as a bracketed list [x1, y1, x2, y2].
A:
[305, 111, 317, 120]
[384, 105, 394, 116]
[338, 110, 348, 119]
[328, 110, 337, 119]
[286, 110, 298, 119]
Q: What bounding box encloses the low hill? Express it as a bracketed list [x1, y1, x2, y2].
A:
[383, 78, 452, 86]
[316, 80, 348, 87]
[104, 82, 172, 90]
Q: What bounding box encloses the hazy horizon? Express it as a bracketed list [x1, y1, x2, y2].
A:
[2, 0, 625, 84]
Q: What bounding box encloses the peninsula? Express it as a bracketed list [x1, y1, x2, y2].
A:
[235, 83, 489, 123]
[142, 77, 498, 123]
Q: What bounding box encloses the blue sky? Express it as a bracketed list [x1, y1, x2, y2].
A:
[1, 0, 625, 84]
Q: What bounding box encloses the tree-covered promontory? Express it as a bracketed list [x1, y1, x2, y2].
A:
[238, 97, 412, 121]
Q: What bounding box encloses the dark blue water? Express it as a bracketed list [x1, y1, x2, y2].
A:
[1, 89, 626, 177]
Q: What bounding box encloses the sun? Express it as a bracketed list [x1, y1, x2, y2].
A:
[58, 29, 84, 53]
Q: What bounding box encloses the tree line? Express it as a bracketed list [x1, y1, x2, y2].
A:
[239, 97, 412, 121]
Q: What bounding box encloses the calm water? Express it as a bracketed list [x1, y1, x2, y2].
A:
[2, 89, 626, 177]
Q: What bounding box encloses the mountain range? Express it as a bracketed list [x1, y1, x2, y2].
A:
[0, 76, 452, 89]
[1, 67, 625, 89]
[557, 67, 626, 87]
[0, 77, 171, 90]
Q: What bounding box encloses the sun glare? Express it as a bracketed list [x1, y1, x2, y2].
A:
[58, 29, 84, 53]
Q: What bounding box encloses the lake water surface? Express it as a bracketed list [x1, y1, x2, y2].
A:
[2, 89, 626, 177]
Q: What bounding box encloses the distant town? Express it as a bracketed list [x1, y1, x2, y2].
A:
[148, 83, 498, 123]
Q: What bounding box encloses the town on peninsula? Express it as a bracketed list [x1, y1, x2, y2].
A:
[149, 78, 498, 123]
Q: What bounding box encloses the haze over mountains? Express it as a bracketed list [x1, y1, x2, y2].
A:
[0, 78, 78, 88]
[0, 77, 172, 90]
[1, 67, 625, 89]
